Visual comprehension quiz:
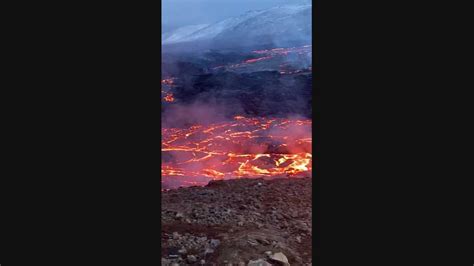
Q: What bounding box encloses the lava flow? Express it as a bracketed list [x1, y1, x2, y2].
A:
[161, 78, 176, 103]
[162, 91, 175, 102]
[252, 45, 312, 56]
[212, 45, 312, 72]
[162, 116, 312, 189]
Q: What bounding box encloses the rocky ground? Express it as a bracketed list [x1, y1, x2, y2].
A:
[161, 177, 312, 265]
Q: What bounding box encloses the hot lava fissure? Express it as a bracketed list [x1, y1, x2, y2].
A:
[162, 116, 312, 189]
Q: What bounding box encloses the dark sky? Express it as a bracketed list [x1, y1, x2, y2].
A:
[162, 0, 308, 31]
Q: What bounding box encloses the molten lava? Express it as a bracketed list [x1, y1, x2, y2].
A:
[163, 92, 175, 102]
[162, 78, 176, 103]
[212, 45, 312, 72]
[162, 116, 312, 189]
[244, 56, 273, 64]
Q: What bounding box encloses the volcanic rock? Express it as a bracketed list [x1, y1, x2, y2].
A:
[204, 247, 214, 255]
[210, 239, 220, 247]
[269, 252, 290, 266]
[178, 247, 187, 254]
[161, 177, 312, 265]
[187, 255, 197, 263]
[247, 259, 272, 266]
[172, 232, 180, 240]
[296, 236, 302, 243]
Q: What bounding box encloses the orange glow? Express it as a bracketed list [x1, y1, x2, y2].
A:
[163, 92, 174, 102]
[212, 45, 312, 71]
[162, 116, 312, 188]
[161, 78, 175, 85]
[244, 56, 273, 64]
[162, 78, 176, 103]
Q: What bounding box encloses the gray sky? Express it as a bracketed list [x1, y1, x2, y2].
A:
[162, 0, 309, 32]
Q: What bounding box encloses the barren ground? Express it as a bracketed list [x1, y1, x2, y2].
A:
[161, 177, 312, 265]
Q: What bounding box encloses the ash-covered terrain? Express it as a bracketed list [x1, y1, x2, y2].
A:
[161, 177, 312, 265]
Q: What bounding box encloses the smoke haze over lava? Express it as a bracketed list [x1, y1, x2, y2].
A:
[162, 1, 312, 189]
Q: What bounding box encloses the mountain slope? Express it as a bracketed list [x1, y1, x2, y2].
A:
[162, 4, 311, 49]
[214, 5, 311, 48]
[162, 24, 209, 44]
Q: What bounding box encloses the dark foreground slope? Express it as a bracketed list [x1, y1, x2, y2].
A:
[161, 177, 312, 265]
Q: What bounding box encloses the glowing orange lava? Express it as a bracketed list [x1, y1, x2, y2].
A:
[162, 116, 312, 188]
[163, 92, 174, 102]
[212, 45, 312, 71]
[244, 56, 273, 64]
[162, 78, 176, 103]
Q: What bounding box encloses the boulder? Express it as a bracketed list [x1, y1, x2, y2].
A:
[269, 252, 290, 266]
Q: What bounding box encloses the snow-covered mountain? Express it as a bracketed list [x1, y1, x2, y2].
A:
[162, 24, 209, 44]
[162, 4, 311, 49]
